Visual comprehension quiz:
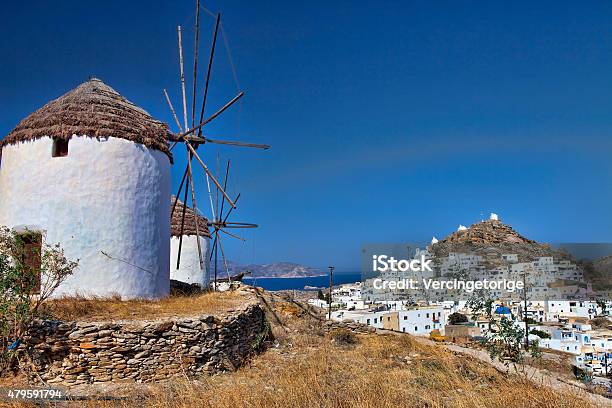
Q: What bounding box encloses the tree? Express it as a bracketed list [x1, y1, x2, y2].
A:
[486, 316, 525, 367]
[482, 316, 542, 373]
[0, 227, 78, 373]
[468, 290, 541, 373]
[529, 329, 551, 339]
[448, 312, 468, 325]
[317, 289, 325, 301]
[596, 298, 608, 316]
[466, 289, 495, 332]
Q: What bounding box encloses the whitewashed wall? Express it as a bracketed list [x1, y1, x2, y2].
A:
[0, 136, 171, 299]
[170, 235, 211, 287]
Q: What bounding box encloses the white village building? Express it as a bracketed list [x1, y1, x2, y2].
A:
[331, 305, 446, 336]
[395, 307, 446, 335]
[170, 197, 211, 287]
[0, 78, 172, 298]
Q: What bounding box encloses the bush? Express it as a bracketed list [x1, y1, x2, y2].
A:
[330, 328, 358, 346]
[0, 227, 78, 373]
[590, 317, 611, 329]
[529, 329, 551, 339]
[448, 312, 468, 325]
[484, 317, 542, 372]
[486, 317, 525, 366]
[317, 289, 325, 301]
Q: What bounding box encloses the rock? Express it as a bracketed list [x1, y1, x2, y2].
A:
[64, 366, 87, 374]
[79, 343, 97, 349]
[177, 326, 199, 333]
[153, 321, 174, 333]
[50, 345, 69, 353]
[110, 346, 131, 353]
[112, 333, 138, 339]
[134, 350, 151, 359]
[177, 320, 200, 329]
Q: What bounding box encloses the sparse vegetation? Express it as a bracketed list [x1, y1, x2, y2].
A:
[252, 319, 272, 352]
[596, 298, 608, 316]
[484, 316, 527, 367]
[580, 258, 612, 291]
[0, 290, 602, 407]
[448, 312, 468, 325]
[317, 289, 325, 301]
[40, 290, 248, 321]
[466, 291, 542, 372]
[0, 227, 78, 374]
[590, 316, 611, 329]
[466, 289, 494, 329]
[9, 315, 599, 407]
[530, 329, 551, 339]
[329, 328, 358, 346]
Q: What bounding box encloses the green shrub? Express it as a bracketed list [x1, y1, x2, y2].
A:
[448, 312, 468, 325]
[529, 329, 551, 339]
[0, 227, 78, 373]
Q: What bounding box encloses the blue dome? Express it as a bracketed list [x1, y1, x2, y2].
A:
[495, 306, 511, 314]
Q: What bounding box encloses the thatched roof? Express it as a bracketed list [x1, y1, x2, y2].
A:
[171, 196, 211, 238]
[1, 78, 172, 160]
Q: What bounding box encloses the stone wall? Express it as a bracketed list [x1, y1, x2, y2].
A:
[21, 304, 269, 385]
[323, 320, 375, 334]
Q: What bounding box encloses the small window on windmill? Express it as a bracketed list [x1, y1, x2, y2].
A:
[16, 232, 42, 294]
[52, 138, 69, 157]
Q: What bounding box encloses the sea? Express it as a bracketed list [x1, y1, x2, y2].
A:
[243, 271, 362, 292]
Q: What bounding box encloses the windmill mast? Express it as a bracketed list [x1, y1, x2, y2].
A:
[164, 2, 269, 290]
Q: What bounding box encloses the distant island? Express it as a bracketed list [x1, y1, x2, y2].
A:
[210, 260, 324, 278]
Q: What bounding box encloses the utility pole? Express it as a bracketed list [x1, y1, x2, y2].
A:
[328, 266, 334, 320]
[523, 268, 529, 350]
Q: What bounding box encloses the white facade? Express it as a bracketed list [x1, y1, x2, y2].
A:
[534, 325, 612, 373]
[332, 283, 365, 309]
[0, 136, 171, 298]
[308, 298, 328, 308]
[358, 311, 388, 329]
[545, 300, 599, 320]
[397, 307, 445, 335]
[333, 307, 445, 336]
[170, 235, 211, 287]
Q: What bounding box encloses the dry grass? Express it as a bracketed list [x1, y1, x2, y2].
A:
[39, 289, 250, 322]
[71, 324, 599, 408]
[2, 292, 605, 408]
[525, 350, 575, 381]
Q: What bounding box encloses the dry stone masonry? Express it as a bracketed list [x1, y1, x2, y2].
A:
[22, 304, 268, 385]
[323, 320, 375, 334]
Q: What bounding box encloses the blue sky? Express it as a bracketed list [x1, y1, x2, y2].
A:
[1, 1, 612, 270]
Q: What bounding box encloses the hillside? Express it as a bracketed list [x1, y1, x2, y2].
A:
[582, 255, 612, 290]
[211, 260, 323, 278]
[244, 262, 324, 278]
[23, 290, 604, 408]
[430, 219, 571, 265]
